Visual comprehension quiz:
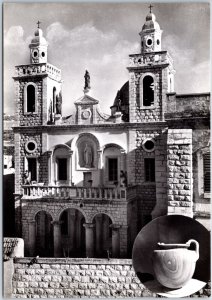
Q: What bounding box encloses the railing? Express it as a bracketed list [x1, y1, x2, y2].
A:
[22, 185, 127, 201]
[128, 51, 173, 68]
[15, 63, 61, 81]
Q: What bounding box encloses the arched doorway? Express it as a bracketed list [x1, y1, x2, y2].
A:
[35, 211, 53, 257]
[60, 208, 86, 257]
[93, 214, 112, 258]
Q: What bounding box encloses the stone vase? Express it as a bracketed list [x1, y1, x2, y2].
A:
[152, 239, 199, 289]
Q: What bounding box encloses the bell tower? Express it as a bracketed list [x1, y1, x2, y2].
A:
[13, 22, 62, 127]
[128, 7, 175, 123]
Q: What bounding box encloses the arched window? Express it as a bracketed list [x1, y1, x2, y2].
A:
[53, 87, 56, 113]
[143, 75, 154, 106]
[27, 85, 36, 112]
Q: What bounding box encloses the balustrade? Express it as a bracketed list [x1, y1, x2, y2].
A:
[128, 51, 173, 68]
[15, 63, 61, 81]
[22, 185, 126, 201]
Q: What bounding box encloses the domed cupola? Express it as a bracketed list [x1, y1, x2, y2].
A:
[139, 6, 162, 53]
[29, 21, 48, 64]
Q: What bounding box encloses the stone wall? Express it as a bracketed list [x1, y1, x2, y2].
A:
[12, 258, 211, 298]
[167, 129, 193, 217]
[166, 93, 210, 119]
[12, 258, 151, 298]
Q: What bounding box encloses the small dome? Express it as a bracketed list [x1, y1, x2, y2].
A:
[30, 28, 47, 45]
[142, 12, 160, 31]
[113, 81, 129, 107]
[146, 12, 156, 22]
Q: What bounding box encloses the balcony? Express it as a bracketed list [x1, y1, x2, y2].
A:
[22, 185, 127, 201]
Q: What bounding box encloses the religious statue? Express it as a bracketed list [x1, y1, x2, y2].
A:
[48, 100, 53, 124]
[56, 91, 62, 115]
[84, 70, 91, 92]
[115, 90, 122, 112]
[84, 143, 93, 168]
[120, 170, 127, 187]
[24, 170, 31, 185]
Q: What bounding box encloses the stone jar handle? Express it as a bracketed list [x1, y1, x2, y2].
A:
[186, 239, 199, 261]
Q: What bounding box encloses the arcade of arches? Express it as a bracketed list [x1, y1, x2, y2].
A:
[29, 209, 120, 258]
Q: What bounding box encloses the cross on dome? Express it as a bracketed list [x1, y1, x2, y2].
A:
[37, 20, 41, 29]
[148, 4, 153, 13]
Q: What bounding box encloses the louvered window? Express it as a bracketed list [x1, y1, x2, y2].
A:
[203, 153, 210, 193]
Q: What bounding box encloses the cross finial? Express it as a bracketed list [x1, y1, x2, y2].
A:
[149, 4, 153, 13]
[37, 21, 41, 28]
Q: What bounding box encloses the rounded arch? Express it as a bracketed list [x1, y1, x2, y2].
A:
[50, 143, 72, 154]
[102, 143, 125, 153]
[91, 212, 114, 224]
[76, 133, 100, 150]
[92, 212, 113, 258]
[58, 207, 86, 258]
[70, 133, 100, 152]
[34, 210, 54, 257]
[57, 205, 88, 222]
[24, 82, 38, 113]
[32, 208, 54, 221]
[139, 72, 156, 107]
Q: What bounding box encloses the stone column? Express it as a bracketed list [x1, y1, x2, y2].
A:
[167, 129, 193, 217]
[47, 151, 53, 185]
[52, 221, 62, 257]
[76, 213, 83, 250]
[103, 215, 109, 252]
[83, 223, 95, 258]
[68, 210, 76, 251]
[95, 215, 102, 256]
[68, 150, 73, 185]
[110, 224, 120, 258]
[97, 150, 103, 185]
[14, 194, 22, 237]
[28, 221, 36, 256]
[120, 149, 126, 171]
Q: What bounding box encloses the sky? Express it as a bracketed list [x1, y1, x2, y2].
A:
[4, 2, 210, 116]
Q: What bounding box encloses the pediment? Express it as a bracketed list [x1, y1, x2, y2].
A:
[74, 94, 99, 105]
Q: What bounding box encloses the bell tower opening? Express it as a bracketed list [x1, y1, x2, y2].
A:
[27, 84, 36, 112]
[143, 75, 154, 106]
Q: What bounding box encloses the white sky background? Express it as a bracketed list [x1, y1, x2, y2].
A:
[4, 2, 210, 116]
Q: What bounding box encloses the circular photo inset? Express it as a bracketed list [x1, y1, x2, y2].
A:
[132, 215, 210, 298]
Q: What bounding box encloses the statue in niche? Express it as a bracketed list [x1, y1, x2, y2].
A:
[48, 100, 53, 124]
[84, 70, 91, 92]
[24, 170, 31, 185]
[84, 143, 93, 168]
[56, 91, 62, 115]
[120, 170, 127, 187]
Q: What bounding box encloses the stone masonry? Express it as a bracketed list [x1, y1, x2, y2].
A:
[12, 258, 211, 298]
[167, 129, 193, 217]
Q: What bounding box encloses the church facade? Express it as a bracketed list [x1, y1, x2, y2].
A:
[13, 11, 210, 258]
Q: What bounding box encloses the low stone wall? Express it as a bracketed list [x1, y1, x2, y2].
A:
[12, 258, 210, 298]
[13, 258, 152, 298]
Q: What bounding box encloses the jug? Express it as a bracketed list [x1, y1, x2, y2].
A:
[152, 239, 199, 289]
